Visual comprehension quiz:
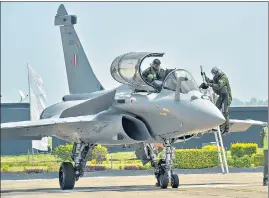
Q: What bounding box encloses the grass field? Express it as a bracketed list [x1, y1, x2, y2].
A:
[1, 154, 59, 163]
[1, 152, 142, 172]
[1, 152, 137, 163]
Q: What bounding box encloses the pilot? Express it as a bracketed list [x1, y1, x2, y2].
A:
[202, 66, 232, 135]
[142, 59, 165, 90]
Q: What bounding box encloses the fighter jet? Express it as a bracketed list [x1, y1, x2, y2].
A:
[1, 4, 267, 191]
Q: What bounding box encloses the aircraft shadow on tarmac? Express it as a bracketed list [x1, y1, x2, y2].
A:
[1, 183, 248, 195]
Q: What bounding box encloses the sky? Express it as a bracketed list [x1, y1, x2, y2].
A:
[1, 2, 268, 106]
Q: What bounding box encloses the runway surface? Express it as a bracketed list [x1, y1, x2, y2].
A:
[1, 172, 268, 198]
[0, 167, 263, 180]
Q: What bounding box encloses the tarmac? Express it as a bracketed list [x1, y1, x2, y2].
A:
[0, 167, 264, 180]
[1, 169, 268, 198]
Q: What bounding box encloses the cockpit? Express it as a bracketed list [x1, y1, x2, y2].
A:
[110, 52, 199, 94]
[163, 69, 199, 93]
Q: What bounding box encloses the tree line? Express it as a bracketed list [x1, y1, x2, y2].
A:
[231, 98, 268, 106]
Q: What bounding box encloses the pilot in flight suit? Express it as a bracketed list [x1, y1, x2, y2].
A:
[202, 66, 232, 135]
[142, 59, 165, 91]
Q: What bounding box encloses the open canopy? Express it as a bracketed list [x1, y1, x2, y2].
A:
[110, 52, 165, 91]
[110, 52, 199, 94]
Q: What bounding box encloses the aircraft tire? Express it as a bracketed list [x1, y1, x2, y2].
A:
[59, 162, 75, 190]
[171, 174, 179, 188]
[155, 176, 160, 187]
[159, 174, 169, 189]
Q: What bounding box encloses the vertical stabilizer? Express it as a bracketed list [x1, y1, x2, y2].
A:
[27, 64, 50, 151]
[55, 4, 104, 94]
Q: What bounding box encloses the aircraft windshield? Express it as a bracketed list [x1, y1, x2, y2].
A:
[163, 69, 199, 93]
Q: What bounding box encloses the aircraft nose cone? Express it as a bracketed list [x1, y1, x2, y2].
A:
[201, 101, 225, 128]
[190, 99, 225, 131]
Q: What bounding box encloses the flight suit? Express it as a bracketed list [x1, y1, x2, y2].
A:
[205, 72, 232, 133]
[142, 66, 166, 92]
[260, 126, 268, 185]
[142, 66, 163, 83]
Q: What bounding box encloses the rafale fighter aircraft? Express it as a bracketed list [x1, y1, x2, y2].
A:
[1, 4, 267, 190]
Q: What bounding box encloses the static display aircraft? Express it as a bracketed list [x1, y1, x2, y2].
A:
[1, 4, 267, 190]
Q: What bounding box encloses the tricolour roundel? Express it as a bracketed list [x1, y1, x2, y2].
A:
[130, 97, 136, 103]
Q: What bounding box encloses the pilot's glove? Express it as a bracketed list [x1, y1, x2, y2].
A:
[147, 74, 154, 79]
[205, 76, 210, 83]
[199, 82, 209, 89]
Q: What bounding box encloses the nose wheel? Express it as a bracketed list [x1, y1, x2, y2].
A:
[155, 163, 179, 189]
[159, 174, 169, 189]
[171, 174, 179, 188]
[151, 139, 179, 189]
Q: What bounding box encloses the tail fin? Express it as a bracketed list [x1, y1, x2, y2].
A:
[54, 4, 104, 94]
[27, 64, 51, 151]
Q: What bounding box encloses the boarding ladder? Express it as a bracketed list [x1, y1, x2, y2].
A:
[201, 88, 229, 174]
